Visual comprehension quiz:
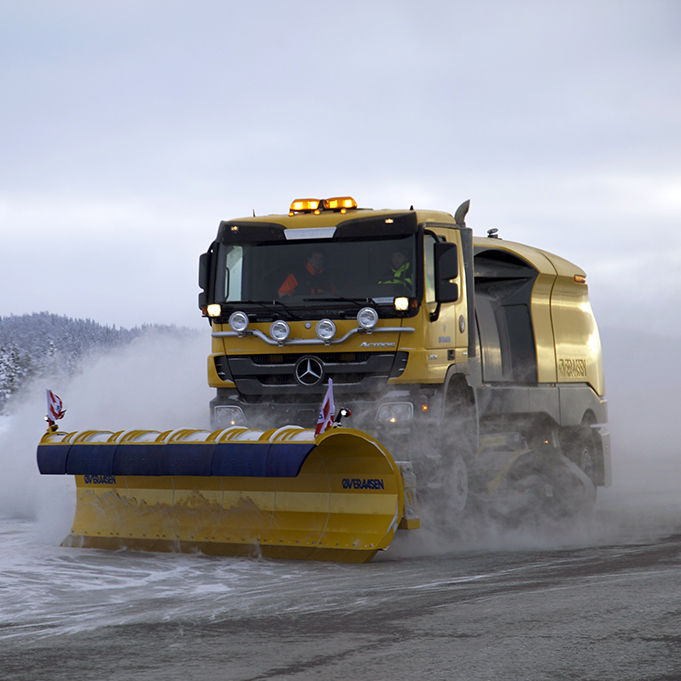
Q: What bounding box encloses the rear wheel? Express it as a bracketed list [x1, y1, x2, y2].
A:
[562, 425, 600, 486]
[575, 429, 597, 483]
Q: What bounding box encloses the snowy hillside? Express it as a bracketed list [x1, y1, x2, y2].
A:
[0, 312, 182, 412]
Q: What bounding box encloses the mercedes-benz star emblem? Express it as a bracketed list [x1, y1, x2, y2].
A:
[294, 356, 324, 386]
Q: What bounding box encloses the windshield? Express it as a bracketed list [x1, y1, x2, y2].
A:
[215, 236, 417, 306]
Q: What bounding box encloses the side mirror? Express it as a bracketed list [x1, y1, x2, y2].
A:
[434, 242, 459, 303]
[198, 247, 213, 309]
[199, 252, 209, 291]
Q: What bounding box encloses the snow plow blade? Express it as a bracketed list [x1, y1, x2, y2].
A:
[37, 426, 417, 563]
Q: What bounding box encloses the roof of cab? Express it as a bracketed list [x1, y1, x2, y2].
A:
[223, 207, 457, 229]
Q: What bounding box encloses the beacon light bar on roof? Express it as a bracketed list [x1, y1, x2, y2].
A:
[289, 196, 358, 215]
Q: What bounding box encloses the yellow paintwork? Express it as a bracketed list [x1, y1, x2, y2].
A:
[472, 237, 605, 396]
[209, 212, 469, 387]
[43, 427, 410, 563]
[230, 207, 456, 229]
[210, 213, 603, 396]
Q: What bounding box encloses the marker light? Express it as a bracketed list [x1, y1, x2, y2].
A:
[574, 275, 587, 283]
[394, 296, 409, 311]
[322, 196, 357, 211]
[228, 311, 249, 333]
[315, 318, 337, 342]
[357, 306, 379, 330]
[270, 319, 291, 343]
[207, 303, 222, 318]
[289, 198, 321, 214]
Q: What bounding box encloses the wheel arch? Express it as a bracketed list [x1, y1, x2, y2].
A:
[442, 369, 480, 451]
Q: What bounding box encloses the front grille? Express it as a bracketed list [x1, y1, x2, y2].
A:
[249, 352, 371, 364]
[219, 351, 409, 396]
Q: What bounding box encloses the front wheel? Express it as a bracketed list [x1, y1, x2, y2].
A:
[419, 451, 471, 532]
[447, 454, 469, 515]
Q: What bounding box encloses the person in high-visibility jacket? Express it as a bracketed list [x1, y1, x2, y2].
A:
[278, 251, 336, 296]
[378, 250, 413, 290]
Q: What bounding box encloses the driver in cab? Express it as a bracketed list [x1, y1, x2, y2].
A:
[278, 251, 336, 297]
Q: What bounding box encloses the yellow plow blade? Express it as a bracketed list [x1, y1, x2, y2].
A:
[37, 426, 412, 562]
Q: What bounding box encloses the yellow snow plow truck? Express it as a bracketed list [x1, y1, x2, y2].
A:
[38, 197, 610, 562]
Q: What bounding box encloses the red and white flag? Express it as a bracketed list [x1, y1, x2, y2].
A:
[314, 378, 335, 436]
[46, 389, 66, 423]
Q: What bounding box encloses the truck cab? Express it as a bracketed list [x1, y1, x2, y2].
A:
[199, 198, 472, 436]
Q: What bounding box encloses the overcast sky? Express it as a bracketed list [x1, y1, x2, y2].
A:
[1, 0, 680, 335]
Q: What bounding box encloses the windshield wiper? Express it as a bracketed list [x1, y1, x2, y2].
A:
[301, 296, 381, 307]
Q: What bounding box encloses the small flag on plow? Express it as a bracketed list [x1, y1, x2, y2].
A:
[46, 389, 66, 430]
[315, 378, 335, 436]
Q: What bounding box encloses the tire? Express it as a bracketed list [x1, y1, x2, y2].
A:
[575, 428, 598, 484]
[447, 454, 469, 514]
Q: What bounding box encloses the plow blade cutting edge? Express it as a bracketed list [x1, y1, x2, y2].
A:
[37, 426, 417, 562]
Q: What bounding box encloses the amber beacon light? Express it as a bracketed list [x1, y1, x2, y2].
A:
[289, 198, 321, 214]
[322, 196, 357, 211]
[289, 196, 357, 215]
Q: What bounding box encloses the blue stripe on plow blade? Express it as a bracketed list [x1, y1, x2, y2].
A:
[36, 442, 315, 478]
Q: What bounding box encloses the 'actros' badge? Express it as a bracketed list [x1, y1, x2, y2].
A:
[294, 356, 324, 386]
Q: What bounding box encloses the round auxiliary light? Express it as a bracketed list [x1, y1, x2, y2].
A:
[228, 311, 249, 333]
[270, 319, 291, 343]
[315, 318, 336, 342]
[356, 306, 378, 330]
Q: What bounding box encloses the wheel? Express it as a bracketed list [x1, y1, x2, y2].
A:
[575, 429, 597, 483]
[417, 447, 470, 530]
[447, 454, 469, 514]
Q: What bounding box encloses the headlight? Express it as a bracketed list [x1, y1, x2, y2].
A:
[206, 303, 222, 318]
[270, 319, 291, 343]
[357, 306, 378, 330]
[214, 405, 246, 427]
[315, 318, 336, 342]
[377, 402, 414, 424]
[393, 296, 409, 311]
[228, 311, 249, 333]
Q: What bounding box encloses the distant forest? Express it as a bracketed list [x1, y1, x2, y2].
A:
[0, 312, 179, 412]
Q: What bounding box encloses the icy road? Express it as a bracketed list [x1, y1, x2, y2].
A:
[1, 482, 680, 681]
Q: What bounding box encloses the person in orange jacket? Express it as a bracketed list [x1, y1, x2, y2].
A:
[278, 251, 335, 297]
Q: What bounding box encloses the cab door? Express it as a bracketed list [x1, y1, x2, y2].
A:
[423, 226, 466, 377]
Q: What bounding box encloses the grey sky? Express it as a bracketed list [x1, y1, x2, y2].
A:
[1, 0, 680, 333]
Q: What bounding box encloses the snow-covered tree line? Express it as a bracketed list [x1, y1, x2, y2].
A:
[0, 312, 176, 412]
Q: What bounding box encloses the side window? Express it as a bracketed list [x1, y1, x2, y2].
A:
[224, 245, 243, 301]
[424, 234, 437, 304]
